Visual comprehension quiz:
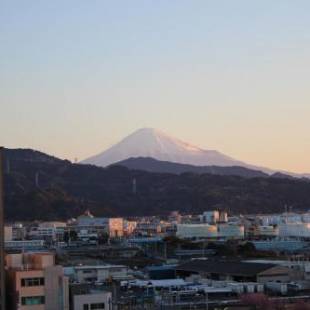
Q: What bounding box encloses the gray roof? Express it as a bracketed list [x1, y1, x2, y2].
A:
[177, 260, 278, 277]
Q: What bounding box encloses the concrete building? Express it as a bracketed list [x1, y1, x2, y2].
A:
[252, 239, 308, 253]
[123, 220, 137, 236]
[4, 225, 13, 241]
[6, 252, 69, 310]
[279, 223, 310, 238]
[256, 225, 279, 237]
[200, 211, 220, 224]
[74, 211, 124, 238]
[5, 240, 45, 250]
[72, 265, 130, 283]
[245, 259, 310, 281]
[176, 224, 217, 239]
[168, 211, 182, 224]
[12, 223, 26, 241]
[27, 222, 66, 242]
[135, 221, 162, 236]
[70, 284, 112, 310]
[176, 260, 291, 283]
[217, 223, 245, 239]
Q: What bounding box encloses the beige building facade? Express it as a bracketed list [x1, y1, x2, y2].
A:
[6, 252, 69, 310]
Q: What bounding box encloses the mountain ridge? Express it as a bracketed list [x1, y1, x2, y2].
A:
[82, 128, 310, 178]
[3, 147, 310, 221]
[112, 157, 269, 178]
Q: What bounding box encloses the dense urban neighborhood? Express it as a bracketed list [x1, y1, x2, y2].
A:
[4, 207, 310, 309]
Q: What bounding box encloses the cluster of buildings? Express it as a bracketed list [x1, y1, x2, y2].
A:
[5, 251, 115, 310]
[3, 209, 310, 309]
[176, 210, 310, 242]
[6, 210, 310, 249]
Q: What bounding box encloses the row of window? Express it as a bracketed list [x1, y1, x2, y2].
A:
[21, 296, 45, 305]
[21, 277, 45, 287]
[83, 303, 106, 309]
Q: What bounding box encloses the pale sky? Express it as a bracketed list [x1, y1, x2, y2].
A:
[1, 1, 310, 173]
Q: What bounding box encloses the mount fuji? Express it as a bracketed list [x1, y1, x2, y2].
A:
[82, 128, 273, 174]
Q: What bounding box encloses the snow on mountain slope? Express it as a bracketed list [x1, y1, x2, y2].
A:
[82, 128, 254, 169]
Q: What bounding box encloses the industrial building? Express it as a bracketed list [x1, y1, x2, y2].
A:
[176, 260, 291, 283]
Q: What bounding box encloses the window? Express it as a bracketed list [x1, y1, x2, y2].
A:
[83, 305, 89, 310]
[90, 303, 105, 309]
[21, 296, 45, 305]
[21, 277, 45, 287]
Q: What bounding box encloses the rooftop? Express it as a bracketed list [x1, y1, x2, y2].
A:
[176, 260, 277, 277]
[74, 264, 127, 270]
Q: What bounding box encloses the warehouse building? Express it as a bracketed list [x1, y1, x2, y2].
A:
[176, 260, 291, 283]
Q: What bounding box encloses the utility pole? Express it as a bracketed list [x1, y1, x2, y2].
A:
[0, 147, 6, 310]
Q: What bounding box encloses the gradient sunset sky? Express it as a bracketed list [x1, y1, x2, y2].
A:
[1, 1, 310, 173]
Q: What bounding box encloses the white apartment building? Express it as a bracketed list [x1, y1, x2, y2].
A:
[73, 265, 130, 283]
[70, 285, 112, 310]
[217, 223, 245, 239]
[176, 224, 218, 239]
[278, 223, 310, 238]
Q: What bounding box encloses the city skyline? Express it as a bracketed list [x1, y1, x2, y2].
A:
[1, 1, 310, 173]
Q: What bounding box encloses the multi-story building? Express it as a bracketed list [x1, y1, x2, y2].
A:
[5, 240, 45, 251]
[71, 264, 130, 283]
[247, 225, 279, 238]
[6, 252, 69, 310]
[123, 220, 137, 236]
[135, 220, 162, 236]
[12, 223, 26, 241]
[278, 223, 310, 238]
[176, 224, 218, 239]
[70, 284, 112, 310]
[28, 222, 66, 242]
[217, 223, 245, 239]
[4, 225, 13, 241]
[200, 211, 220, 224]
[73, 211, 124, 238]
[199, 210, 228, 224]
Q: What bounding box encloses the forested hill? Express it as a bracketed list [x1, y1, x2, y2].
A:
[3, 148, 310, 221]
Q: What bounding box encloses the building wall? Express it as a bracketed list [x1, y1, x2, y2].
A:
[12, 270, 45, 310]
[73, 292, 112, 310]
[4, 225, 13, 241]
[176, 224, 217, 239]
[217, 224, 245, 239]
[44, 266, 69, 310]
[257, 266, 291, 283]
[6, 253, 69, 310]
[200, 211, 220, 224]
[75, 266, 128, 283]
[108, 218, 124, 237]
[279, 223, 310, 238]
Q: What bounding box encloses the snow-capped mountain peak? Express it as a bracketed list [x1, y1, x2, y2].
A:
[82, 127, 246, 168]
